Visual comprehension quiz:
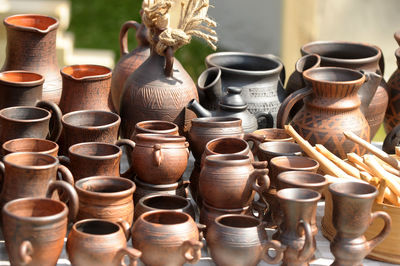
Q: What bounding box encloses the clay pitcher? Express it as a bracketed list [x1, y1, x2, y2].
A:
[277, 67, 370, 159]
[2, 14, 62, 104]
[59, 64, 114, 114]
[111, 21, 150, 112]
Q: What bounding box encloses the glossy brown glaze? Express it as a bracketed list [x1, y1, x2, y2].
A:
[133, 120, 179, 137]
[0, 152, 78, 220]
[329, 182, 391, 266]
[67, 219, 141, 266]
[130, 134, 189, 184]
[59, 64, 114, 114]
[199, 154, 269, 209]
[384, 47, 400, 133]
[301, 41, 388, 138]
[206, 214, 284, 266]
[135, 194, 195, 221]
[277, 67, 371, 159]
[2, 198, 69, 266]
[2, 138, 58, 157]
[111, 21, 150, 112]
[131, 211, 202, 266]
[75, 176, 135, 226]
[2, 14, 62, 104]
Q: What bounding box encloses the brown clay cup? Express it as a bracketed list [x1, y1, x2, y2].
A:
[0, 106, 62, 144]
[257, 141, 303, 164]
[2, 198, 75, 266]
[206, 214, 284, 266]
[245, 128, 294, 154]
[75, 176, 136, 226]
[2, 138, 59, 157]
[131, 210, 203, 266]
[133, 120, 179, 137]
[135, 194, 195, 221]
[67, 219, 141, 266]
[0, 152, 78, 217]
[59, 142, 135, 181]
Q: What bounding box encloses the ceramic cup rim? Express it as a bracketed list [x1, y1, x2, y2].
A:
[75, 176, 136, 198]
[135, 120, 179, 134]
[4, 13, 59, 33]
[71, 218, 123, 238]
[270, 155, 319, 171]
[2, 137, 58, 155]
[0, 106, 51, 123]
[61, 64, 112, 81]
[140, 210, 192, 226]
[68, 142, 122, 160]
[277, 170, 327, 189]
[138, 193, 191, 211]
[3, 151, 58, 170]
[62, 110, 121, 130]
[277, 187, 321, 202]
[215, 214, 262, 229]
[303, 66, 366, 85]
[0, 70, 44, 87]
[328, 180, 378, 199]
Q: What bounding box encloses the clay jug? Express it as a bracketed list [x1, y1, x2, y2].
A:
[120, 44, 198, 138]
[384, 31, 400, 133]
[59, 64, 114, 114]
[2, 14, 62, 104]
[301, 41, 387, 138]
[204, 52, 286, 128]
[111, 21, 150, 112]
[277, 67, 371, 159]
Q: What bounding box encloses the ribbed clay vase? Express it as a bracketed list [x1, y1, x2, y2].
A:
[2, 14, 62, 104]
[59, 64, 113, 114]
[111, 21, 150, 112]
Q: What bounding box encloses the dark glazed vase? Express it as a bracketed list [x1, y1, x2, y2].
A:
[2, 14, 62, 104]
[277, 67, 370, 159]
[301, 41, 387, 138]
[111, 21, 150, 112]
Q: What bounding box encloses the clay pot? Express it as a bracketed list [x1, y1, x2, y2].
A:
[199, 154, 269, 209]
[2, 198, 73, 266]
[301, 41, 387, 138]
[329, 181, 391, 265]
[67, 219, 141, 266]
[133, 120, 179, 137]
[0, 106, 62, 144]
[111, 21, 150, 112]
[277, 67, 371, 159]
[206, 214, 284, 266]
[2, 14, 62, 104]
[59, 64, 114, 114]
[135, 194, 195, 221]
[133, 177, 188, 205]
[59, 142, 135, 180]
[257, 141, 302, 164]
[129, 134, 189, 184]
[384, 45, 400, 133]
[0, 152, 78, 218]
[75, 176, 136, 226]
[131, 211, 202, 266]
[2, 138, 58, 157]
[245, 128, 294, 155]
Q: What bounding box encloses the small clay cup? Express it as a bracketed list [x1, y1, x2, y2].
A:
[75, 176, 136, 226]
[2, 138, 58, 157]
[135, 194, 195, 221]
[59, 142, 135, 180]
[206, 214, 284, 266]
[2, 197, 76, 266]
[133, 120, 179, 137]
[131, 210, 203, 266]
[257, 141, 302, 163]
[67, 219, 141, 266]
[245, 128, 294, 154]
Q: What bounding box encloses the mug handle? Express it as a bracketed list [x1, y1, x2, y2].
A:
[117, 247, 142, 266]
[249, 166, 270, 220]
[116, 218, 132, 241]
[36, 100, 63, 142]
[57, 164, 74, 185]
[58, 155, 71, 167]
[0, 161, 5, 192]
[115, 138, 136, 178]
[181, 239, 203, 264]
[297, 219, 313, 261]
[262, 239, 285, 264]
[255, 112, 274, 129]
[119, 20, 140, 56]
[244, 133, 266, 155]
[366, 211, 392, 252]
[152, 144, 163, 166]
[18, 240, 33, 265]
[46, 180, 79, 222]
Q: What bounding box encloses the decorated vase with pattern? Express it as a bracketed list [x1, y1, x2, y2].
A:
[277, 67, 370, 159]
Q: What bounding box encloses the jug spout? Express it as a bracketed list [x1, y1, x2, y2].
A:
[359, 71, 382, 115]
[187, 99, 213, 118]
[197, 67, 222, 110]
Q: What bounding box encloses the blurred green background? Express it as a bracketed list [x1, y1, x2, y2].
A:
[68, 0, 215, 80]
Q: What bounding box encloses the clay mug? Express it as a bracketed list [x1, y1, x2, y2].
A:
[0, 152, 78, 214]
[0, 106, 62, 144]
[206, 214, 284, 266]
[75, 176, 136, 226]
[199, 154, 270, 209]
[244, 127, 294, 154]
[2, 138, 59, 157]
[133, 177, 189, 205]
[135, 194, 195, 221]
[276, 188, 321, 266]
[329, 181, 392, 266]
[67, 219, 141, 266]
[2, 197, 77, 266]
[129, 134, 189, 184]
[59, 142, 135, 180]
[131, 210, 203, 266]
[257, 141, 302, 165]
[59, 64, 114, 114]
[132, 120, 179, 137]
